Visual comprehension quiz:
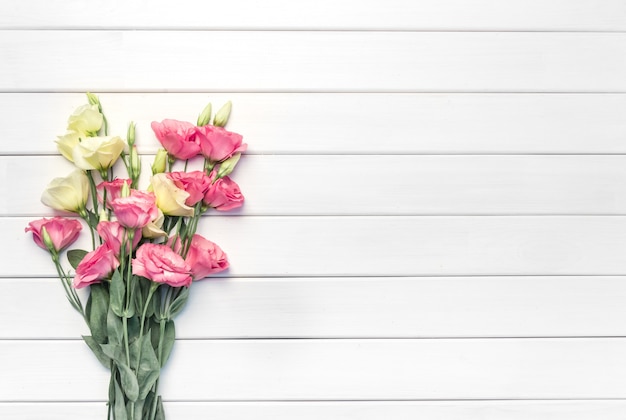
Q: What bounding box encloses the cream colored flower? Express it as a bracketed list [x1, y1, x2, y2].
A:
[55, 131, 81, 162]
[150, 173, 194, 217]
[41, 169, 89, 213]
[142, 208, 167, 239]
[67, 104, 103, 135]
[72, 136, 126, 171]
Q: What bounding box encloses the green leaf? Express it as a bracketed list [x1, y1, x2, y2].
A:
[107, 306, 124, 346]
[118, 362, 139, 402]
[113, 376, 128, 420]
[160, 320, 176, 368]
[138, 333, 161, 400]
[82, 335, 111, 368]
[133, 398, 146, 420]
[136, 277, 156, 319]
[129, 333, 142, 371]
[127, 315, 140, 344]
[152, 288, 162, 320]
[167, 287, 189, 319]
[109, 269, 125, 317]
[87, 284, 109, 343]
[150, 318, 161, 350]
[87, 210, 99, 230]
[143, 391, 155, 419]
[100, 343, 124, 365]
[155, 396, 165, 420]
[67, 249, 88, 270]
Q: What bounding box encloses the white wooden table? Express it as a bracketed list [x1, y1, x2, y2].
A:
[1, 1, 626, 418]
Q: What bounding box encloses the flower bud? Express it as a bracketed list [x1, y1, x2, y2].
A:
[130, 146, 141, 181]
[152, 148, 168, 175]
[41, 226, 57, 254]
[121, 180, 131, 198]
[216, 153, 241, 179]
[86, 92, 100, 107]
[99, 209, 109, 222]
[127, 121, 136, 147]
[197, 102, 212, 127]
[213, 101, 232, 127]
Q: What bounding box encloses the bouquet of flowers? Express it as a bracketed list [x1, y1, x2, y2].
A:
[25, 93, 246, 420]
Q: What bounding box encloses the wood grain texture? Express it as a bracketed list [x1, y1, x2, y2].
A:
[11, 216, 626, 278]
[4, 276, 626, 339]
[4, 93, 626, 155]
[6, 154, 626, 216]
[2, 339, 626, 401]
[2, 400, 626, 420]
[1, 0, 624, 31]
[2, 31, 626, 92]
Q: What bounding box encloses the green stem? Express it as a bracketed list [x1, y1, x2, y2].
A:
[149, 319, 167, 420]
[136, 283, 159, 367]
[80, 211, 96, 250]
[148, 378, 160, 420]
[51, 254, 86, 320]
[126, 231, 134, 308]
[86, 171, 100, 217]
[102, 113, 109, 136]
[107, 361, 115, 420]
[169, 217, 183, 251]
[122, 317, 131, 369]
[181, 202, 203, 258]
[123, 229, 136, 420]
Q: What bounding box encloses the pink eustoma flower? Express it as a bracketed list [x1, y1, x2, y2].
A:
[196, 125, 247, 163]
[25, 217, 82, 253]
[110, 190, 158, 229]
[132, 243, 192, 287]
[203, 173, 244, 211]
[97, 221, 140, 255]
[166, 170, 212, 206]
[97, 178, 132, 209]
[151, 119, 201, 160]
[185, 234, 229, 280]
[74, 244, 119, 289]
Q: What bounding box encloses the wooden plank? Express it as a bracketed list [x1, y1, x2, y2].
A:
[11, 216, 626, 277]
[4, 276, 626, 339]
[2, 338, 626, 400]
[6, 154, 626, 216]
[2, 400, 626, 420]
[1, 0, 624, 31]
[4, 93, 626, 155]
[2, 32, 626, 92]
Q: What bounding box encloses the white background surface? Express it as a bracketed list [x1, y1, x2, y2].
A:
[2, 1, 626, 418]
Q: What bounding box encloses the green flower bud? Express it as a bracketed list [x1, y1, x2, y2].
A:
[197, 102, 212, 127]
[213, 101, 232, 127]
[86, 92, 100, 107]
[152, 148, 168, 175]
[121, 180, 131, 198]
[99, 209, 109, 222]
[41, 226, 57, 255]
[216, 153, 241, 178]
[130, 145, 141, 186]
[127, 121, 136, 147]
